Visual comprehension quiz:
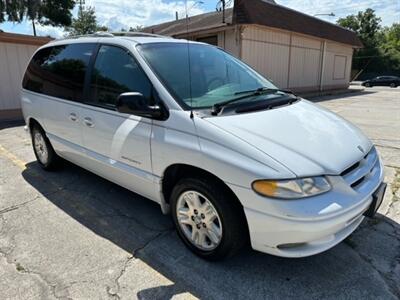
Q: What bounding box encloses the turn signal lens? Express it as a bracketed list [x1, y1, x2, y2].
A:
[252, 177, 331, 199]
[252, 181, 278, 196]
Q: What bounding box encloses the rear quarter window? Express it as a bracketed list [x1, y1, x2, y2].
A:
[23, 43, 96, 101]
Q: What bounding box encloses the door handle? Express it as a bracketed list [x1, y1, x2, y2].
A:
[69, 113, 78, 122]
[83, 117, 94, 127]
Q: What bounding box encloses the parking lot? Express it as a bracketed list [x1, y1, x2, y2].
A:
[0, 87, 399, 300]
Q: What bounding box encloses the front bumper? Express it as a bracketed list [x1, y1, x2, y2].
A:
[244, 203, 366, 257]
[229, 154, 385, 258]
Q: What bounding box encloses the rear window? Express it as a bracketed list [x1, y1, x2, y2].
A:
[23, 43, 96, 101]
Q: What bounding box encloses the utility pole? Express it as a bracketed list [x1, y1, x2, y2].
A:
[79, 0, 85, 10]
[222, 0, 226, 23]
[217, 0, 228, 23]
[32, 19, 36, 36]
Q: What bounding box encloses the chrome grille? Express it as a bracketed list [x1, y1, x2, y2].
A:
[341, 147, 379, 190]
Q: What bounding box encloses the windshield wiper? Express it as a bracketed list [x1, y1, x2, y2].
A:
[211, 87, 294, 115]
[236, 97, 298, 113]
[234, 87, 293, 96]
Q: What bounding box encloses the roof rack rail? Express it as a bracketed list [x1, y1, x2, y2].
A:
[55, 31, 170, 41]
[111, 31, 171, 38]
[55, 32, 114, 41]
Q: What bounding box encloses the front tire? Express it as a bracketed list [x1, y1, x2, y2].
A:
[31, 125, 60, 170]
[390, 83, 397, 88]
[171, 177, 248, 260]
[365, 82, 372, 87]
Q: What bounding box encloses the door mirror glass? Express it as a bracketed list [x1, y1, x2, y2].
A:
[116, 92, 164, 119]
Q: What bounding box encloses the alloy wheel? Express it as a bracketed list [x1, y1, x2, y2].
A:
[33, 131, 49, 165]
[176, 191, 223, 251]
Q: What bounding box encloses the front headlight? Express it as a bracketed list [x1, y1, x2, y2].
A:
[252, 177, 331, 199]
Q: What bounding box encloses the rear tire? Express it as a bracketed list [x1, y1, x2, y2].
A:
[171, 177, 248, 261]
[365, 82, 372, 87]
[31, 125, 60, 170]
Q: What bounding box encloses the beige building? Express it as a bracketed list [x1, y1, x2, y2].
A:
[144, 0, 362, 93]
[0, 32, 51, 121]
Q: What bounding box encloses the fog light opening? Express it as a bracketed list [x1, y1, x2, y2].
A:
[277, 242, 307, 250]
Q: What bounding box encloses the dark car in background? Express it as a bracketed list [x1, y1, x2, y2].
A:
[362, 76, 400, 88]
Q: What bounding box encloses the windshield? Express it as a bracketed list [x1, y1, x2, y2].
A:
[137, 43, 278, 109]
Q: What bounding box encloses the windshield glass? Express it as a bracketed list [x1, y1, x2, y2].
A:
[137, 43, 278, 109]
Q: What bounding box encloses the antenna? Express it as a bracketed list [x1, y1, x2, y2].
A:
[185, 0, 194, 119]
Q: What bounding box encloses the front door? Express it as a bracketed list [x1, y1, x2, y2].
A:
[80, 44, 157, 201]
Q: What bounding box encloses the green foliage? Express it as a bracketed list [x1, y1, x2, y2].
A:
[129, 25, 144, 32]
[97, 25, 108, 32]
[0, 0, 75, 26]
[119, 26, 144, 32]
[66, 6, 107, 36]
[337, 9, 381, 51]
[338, 9, 400, 79]
[380, 23, 400, 73]
[381, 23, 400, 53]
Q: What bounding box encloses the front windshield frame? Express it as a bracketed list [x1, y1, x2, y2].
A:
[136, 42, 279, 111]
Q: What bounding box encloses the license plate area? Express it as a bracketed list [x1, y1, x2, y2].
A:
[364, 182, 387, 218]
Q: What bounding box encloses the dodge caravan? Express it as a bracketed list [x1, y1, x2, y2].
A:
[21, 33, 386, 260]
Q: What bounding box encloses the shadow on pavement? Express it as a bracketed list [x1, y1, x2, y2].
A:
[21, 160, 400, 299]
[308, 90, 377, 103]
[0, 120, 25, 130]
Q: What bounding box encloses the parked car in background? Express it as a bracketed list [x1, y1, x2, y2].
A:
[21, 33, 386, 260]
[362, 76, 400, 88]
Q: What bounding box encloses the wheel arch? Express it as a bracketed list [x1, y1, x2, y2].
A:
[161, 164, 248, 224]
[163, 164, 230, 201]
[27, 117, 43, 132]
[162, 163, 251, 252]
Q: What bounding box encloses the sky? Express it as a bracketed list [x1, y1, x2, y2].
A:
[0, 0, 399, 38]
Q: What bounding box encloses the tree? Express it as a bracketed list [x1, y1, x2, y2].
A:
[119, 26, 144, 32]
[381, 23, 400, 53]
[66, 6, 107, 36]
[337, 8, 381, 50]
[0, 0, 75, 36]
[129, 25, 144, 32]
[337, 9, 387, 79]
[380, 23, 400, 73]
[97, 25, 108, 32]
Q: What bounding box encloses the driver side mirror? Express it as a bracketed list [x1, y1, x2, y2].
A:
[116, 92, 166, 120]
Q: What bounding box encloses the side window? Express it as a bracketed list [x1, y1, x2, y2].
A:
[23, 43, 95, 101]
[23, 47, 52, 93]
[89, 45, 152, 108]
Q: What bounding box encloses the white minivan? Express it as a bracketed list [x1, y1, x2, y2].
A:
[21, 33, 386, 260]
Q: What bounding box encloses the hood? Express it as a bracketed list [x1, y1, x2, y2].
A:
[204, 100, 372, 176]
